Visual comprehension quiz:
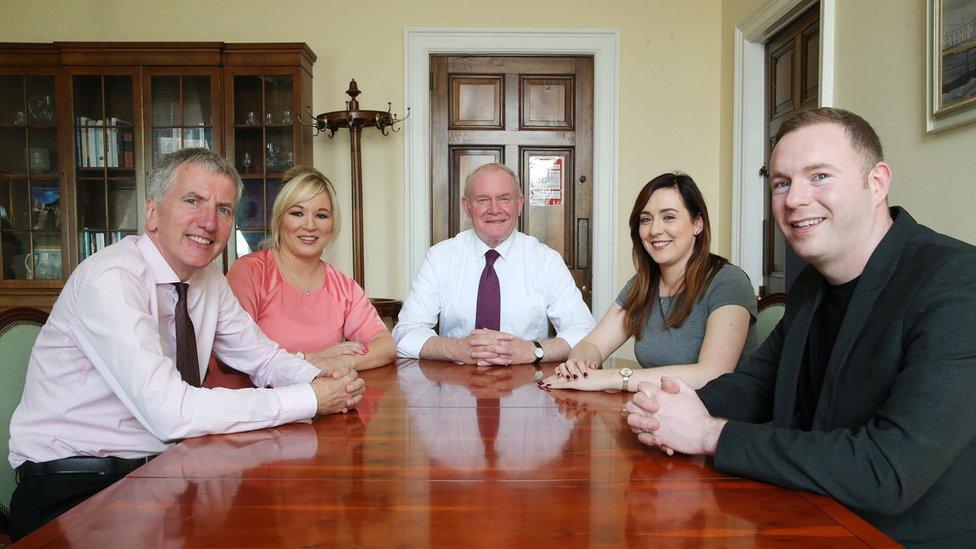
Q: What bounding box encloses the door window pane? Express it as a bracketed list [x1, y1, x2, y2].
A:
[152, 76, 180, 126]
[2, 231, 29, 279]
[108, 180, 137, 230]
[0, 76, 25, 125]
[183, 76, 212, 126]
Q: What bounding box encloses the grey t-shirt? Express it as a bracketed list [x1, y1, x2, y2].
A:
[615, 263, 758, 369]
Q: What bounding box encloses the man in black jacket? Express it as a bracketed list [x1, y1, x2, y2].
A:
[626, 107, 976, 547]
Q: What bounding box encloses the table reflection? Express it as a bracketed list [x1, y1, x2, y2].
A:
[398, 361, 573, 472]
[61, 423, 320, 547]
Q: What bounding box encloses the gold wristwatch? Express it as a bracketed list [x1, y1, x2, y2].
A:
[295, 351, 307, 361]
[619, 367, 633, 392]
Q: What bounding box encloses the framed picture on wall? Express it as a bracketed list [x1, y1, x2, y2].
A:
[927, 0, 976, 133]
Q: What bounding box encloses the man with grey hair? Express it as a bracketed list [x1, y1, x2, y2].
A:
[8, 148, 365, 540]
[394, 162, 594, 365]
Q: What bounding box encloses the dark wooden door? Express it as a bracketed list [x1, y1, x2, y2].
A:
[430, 55, 594, 306]
[763, 4, 819, 295]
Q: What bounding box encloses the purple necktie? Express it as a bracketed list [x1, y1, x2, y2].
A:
[172, 282, 201, 387]
[475, 249, 501, 331]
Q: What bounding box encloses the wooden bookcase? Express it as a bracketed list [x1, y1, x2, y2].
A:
[0, 42, 315, 310]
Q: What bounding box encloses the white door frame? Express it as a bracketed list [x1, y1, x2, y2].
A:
[731, 0, 835, 293]
[403, 28, 620, 315]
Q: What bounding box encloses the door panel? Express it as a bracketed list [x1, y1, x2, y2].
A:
[771, 46, 795, 118]
[451, 75, 504, 129]
[431, 55, 593, 306]
[520, 76, 574, 129]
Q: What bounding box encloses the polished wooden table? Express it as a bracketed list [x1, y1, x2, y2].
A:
[17, 359, 896, 547]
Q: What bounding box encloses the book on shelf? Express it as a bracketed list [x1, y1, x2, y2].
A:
[94, 120, 105, 167]
[123, 130, 134, 167]
[80, 231, 109, 258]
[108, 118, 118, 168]
[30, 185, 60, 230]
[78, 116, 89, 167]
[79, 231, 91, 257]
[75, 117, 136, 168]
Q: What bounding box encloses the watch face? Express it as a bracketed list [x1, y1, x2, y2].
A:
[620, 367, 633, 377]
[534, 346, 544, 358]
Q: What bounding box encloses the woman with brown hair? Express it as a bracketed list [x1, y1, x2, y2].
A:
[542, 172, 757, 392]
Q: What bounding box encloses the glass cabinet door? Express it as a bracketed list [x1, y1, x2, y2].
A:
[0, 74, 63, 281]
[232, 74, 294, 256]
[149, 74, 215, 164]
[73, 74, 138, 261]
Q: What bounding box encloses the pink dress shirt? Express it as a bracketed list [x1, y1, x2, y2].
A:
[211, 249, 387, 388]
[8, 235, 320, 468]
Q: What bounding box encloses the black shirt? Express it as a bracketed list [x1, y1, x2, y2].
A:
[794, 276, 860, 430]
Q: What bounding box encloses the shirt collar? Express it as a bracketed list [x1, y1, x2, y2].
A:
[469, 230, 518, 261]
[136, 234, 184, 286]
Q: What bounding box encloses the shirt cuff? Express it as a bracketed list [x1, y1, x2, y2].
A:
[274, 383, 318, 423]
[295, 362, 321, 384]
[394, 329, 435, 359]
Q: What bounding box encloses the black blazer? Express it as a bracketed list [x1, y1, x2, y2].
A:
[698, 207, 976, 548]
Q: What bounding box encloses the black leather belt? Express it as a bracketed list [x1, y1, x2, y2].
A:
[17, 456, 155, 481]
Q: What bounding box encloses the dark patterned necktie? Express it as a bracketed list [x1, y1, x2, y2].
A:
[171, 282, 201, 387]
[475, 249, 501, 331]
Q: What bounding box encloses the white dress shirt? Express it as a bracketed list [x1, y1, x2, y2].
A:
[8, 235, 319, 468]
[393, 230, 595, 358]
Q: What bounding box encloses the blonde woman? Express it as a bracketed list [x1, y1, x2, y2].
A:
[211, 166, 394, 389]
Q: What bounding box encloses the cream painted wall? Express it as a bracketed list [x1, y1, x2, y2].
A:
[719, 0, 764, 258]
[0, 0, 727, 312]
[833, 0, 976, 243]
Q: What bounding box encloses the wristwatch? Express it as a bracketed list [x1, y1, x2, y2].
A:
[619, 367, 633, 392]
[532, 341, 545, 364]
[295, 351, 307, 361]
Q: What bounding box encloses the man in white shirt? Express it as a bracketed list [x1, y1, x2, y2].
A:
[8, 148, 364, 540]
[393, 163, 595, 365]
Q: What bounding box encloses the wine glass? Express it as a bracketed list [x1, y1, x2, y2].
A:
[242, 152, 253, 173]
